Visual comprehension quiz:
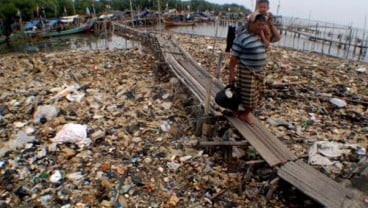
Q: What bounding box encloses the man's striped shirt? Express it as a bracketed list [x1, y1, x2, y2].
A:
[231, 32, 267, 72]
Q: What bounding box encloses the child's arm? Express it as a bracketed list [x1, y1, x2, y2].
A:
[260, 30, 270, 48]
[267, 13, 281, 42]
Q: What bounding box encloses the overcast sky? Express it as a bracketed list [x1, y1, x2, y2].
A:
[207, 0, 368, 29]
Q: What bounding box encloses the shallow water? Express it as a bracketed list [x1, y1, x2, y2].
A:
[165, 22, 368, 63]
[1, 22, 367, 64]
[0, 33, 139, 54]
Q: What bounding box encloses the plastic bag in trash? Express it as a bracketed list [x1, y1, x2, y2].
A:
[34, 105, 59, 124]
[0, 131, 36, 157]
[51, 123, 91, 148]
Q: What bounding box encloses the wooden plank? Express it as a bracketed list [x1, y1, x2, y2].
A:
[278, 160, 348, 208]
[249, 114, 297, 160]
[226, 116, 296, 166]
[164, 54, 206, 102]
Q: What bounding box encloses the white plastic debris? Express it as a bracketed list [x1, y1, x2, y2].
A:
[308, 141, 364, 169]
[26, 95, 36, 105]
[51, 123, 91, 148]
[24, 126, 35, 134]
[36, 147, 47, 159]
[66, 172, 84, 184]
[0, 131, 36, 157]
[161, 102, 173, 110]
[40, 195, 52, 207]
[357, 147, 366, 155]
[316, 141, 350, 158]
[33, 105, 59, 124]
[53, 84, 80, 98]
[160, 120, 171, 132]
[50, 170, 63, 183]
[179, 155, 192, 162]
[66, 91, 85, 102]
[167, 162, 181, 171]
[355, 67, 366, 73]
[0, 161, 5, 168]
[13, 121, 27, 128]
[329, 98, 347, 108]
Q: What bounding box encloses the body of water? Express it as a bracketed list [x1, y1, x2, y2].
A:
[1, 22, 367, 64]
[0, 33, 139, 54]
[164, 22, 368, 63]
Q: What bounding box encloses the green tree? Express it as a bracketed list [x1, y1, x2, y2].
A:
[0, 1, 17, 36]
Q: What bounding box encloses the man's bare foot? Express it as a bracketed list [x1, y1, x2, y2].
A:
[239, 112, 255, 126]
[233, 111, 240, 118]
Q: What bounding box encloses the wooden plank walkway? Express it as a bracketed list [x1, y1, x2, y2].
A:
[227, 115, 296, 167]
[278, 160, 350, 208]
[161, 36, 296, 166]
[110, 23, 365, 208]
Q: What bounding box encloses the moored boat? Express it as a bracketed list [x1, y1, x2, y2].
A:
[163, 20, 195, 27]
[21, 15, 96, 39]
[41, 17, 96, 38]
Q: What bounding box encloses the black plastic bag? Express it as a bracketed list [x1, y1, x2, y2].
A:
[215, 84, 241, 111]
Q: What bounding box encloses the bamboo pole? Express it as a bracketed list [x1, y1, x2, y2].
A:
[328, 23, 334, 55]
[72, 0, 76, 15]
[201, 77, 212, 139]
[129, 0, 134, 26]
[346, 23, 353, 59]
[360, 16, 367, 59]
[211, 16, 219, 71]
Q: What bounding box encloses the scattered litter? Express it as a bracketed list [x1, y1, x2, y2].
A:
[0, 32, 366, 208]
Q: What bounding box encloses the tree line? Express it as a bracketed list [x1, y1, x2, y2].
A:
[0, 0, 249, 36]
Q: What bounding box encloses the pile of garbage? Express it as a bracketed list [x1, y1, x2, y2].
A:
[0, 33, 367, 207]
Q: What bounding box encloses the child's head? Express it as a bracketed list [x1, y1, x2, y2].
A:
[255, 0, 270, 14]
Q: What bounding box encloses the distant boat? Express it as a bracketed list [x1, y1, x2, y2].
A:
[163, 20, 195, 27]
[42, 17, 96, 38]
[22, 15, 96, 38]
[163, 16, 195, 27]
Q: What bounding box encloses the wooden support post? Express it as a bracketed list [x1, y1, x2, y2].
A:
[195, 106, 203, 137]
[201, 77, 213, 139]
[266, 177, 280, 201]
[216, 53, 223, 79]
[239, 164, 254, 194]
